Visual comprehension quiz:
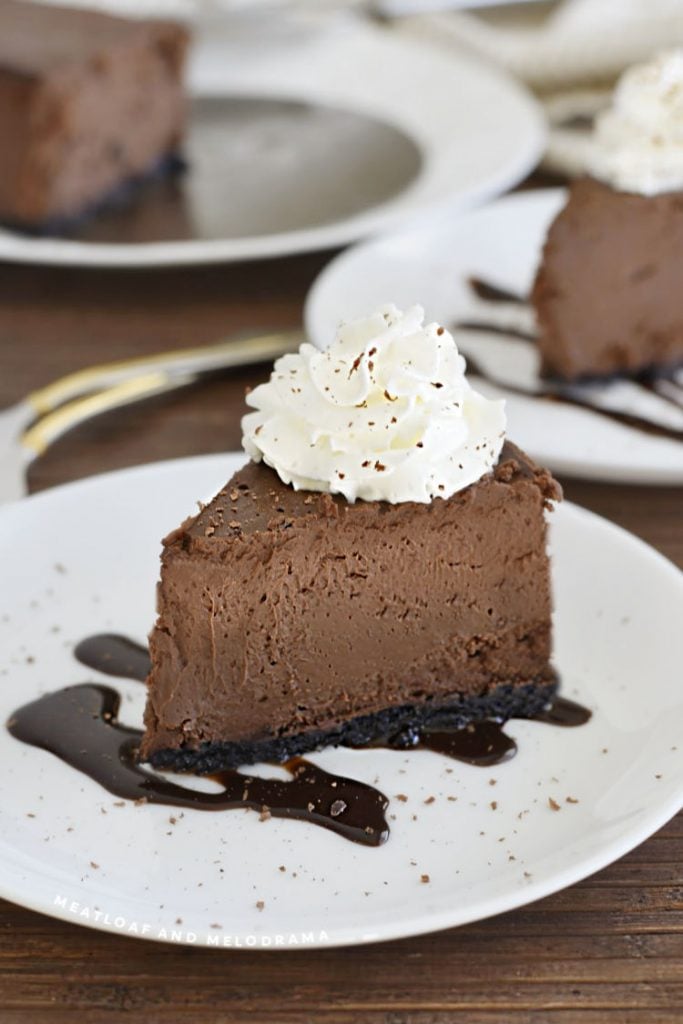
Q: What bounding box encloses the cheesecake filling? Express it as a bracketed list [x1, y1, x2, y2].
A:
[242, 305, 506, 504]
[590, 49, 683, 196]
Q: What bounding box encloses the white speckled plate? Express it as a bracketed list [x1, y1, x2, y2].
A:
[305, 189, 683, 486]
[0, 454, 681, 948]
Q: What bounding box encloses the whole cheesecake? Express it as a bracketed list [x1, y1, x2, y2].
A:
[141, 307, 561, 772]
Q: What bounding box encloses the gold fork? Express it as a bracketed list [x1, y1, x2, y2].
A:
[0, 329, 302, 504]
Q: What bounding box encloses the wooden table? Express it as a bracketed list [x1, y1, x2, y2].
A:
[0, 248, 681, 1023]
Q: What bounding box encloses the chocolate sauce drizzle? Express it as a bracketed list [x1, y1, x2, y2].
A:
[355, 699, 589, 766]
[372, 720, 518, 766]
[468, 277, 526, 306]
[458, 277, 683, 443]
[533, 696, 592, 728]
[7, 683, 388, 847]
[457, 321, 537, 344]
[7, 634, 591, 846]
[75, 633, 150, 681]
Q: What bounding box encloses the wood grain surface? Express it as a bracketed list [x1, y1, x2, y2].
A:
[0, 247, 681, 1023]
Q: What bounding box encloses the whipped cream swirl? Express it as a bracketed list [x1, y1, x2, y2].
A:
[242, 305, 506, 504]
[590, 49, 683, 195]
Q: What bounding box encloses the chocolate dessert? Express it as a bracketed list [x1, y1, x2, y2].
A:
[141, 442, 560, 772]
[532, 51, 683, 381]
[0, 0, 189, 229]
[532, 177, 683, 380]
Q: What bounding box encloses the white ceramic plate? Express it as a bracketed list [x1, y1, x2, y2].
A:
[0, 454, 681, 948]
[0, 18, 544, 267]
[305, 188, 683, 485]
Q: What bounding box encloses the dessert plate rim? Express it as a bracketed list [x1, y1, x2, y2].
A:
[0, 453, 681, 949]
[304, 187, 683, 487]
[0, 19, 544, 268]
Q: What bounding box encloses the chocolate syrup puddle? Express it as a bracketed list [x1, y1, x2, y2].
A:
[457, 321, 536, 343]
[637, 373, 683, 414]
[358, 719, 518, 766]
[464, 351, 683, 442]
[356, 695, 589, 766]
[468, 276, 526, 305]
[534, 695, 592, 727]
[456, 278, 683, 443]
[406, 721, 518, 766]
[75, 634, 150, 681]
[7, 683, 389, 847]
[7, 634, 592, 845]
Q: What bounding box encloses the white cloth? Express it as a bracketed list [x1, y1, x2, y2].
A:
[29, 0, 340, 18]
[399, 0, 683, 91]
[399, 0, 683, 178]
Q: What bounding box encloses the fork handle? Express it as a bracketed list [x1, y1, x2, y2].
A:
[27, 330, 302, 416]
[22, 372, 196, 456]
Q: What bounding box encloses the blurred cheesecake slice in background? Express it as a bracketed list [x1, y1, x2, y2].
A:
[0, 0, 189, 230]
[533, 51, 683, 381]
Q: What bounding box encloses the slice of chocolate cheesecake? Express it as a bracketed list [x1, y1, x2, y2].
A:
[532, 52, 683, 382]
[0, 0, 189, 230]
[141, 442, 560, 772]
[532, 176, 683, 380]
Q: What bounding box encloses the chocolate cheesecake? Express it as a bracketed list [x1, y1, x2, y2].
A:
[0, 0, 189, 230]
[141, 442, 561, 772]
[532, 51, 683, 382]
[532, 176, 683, 380]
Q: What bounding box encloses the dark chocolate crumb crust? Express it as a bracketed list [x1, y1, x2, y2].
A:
[145, 678, 558, 773]
[3, 154, 185, 236]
